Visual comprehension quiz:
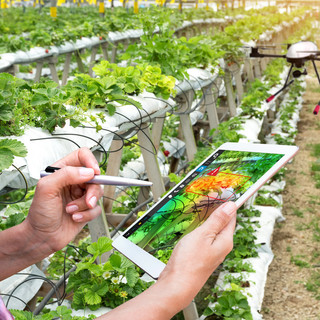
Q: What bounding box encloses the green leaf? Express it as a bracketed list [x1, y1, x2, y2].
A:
[0, 148, 14, 171]
[0, 104, 13, 121]
[53, 306, 72, 320]
[87, 237, 113, 258]
[85, 290, 102, 305]
[106, 103, 116, 116]
[125, 267, 139, 287]
[75, 262, 92, 274]
[70, 119, 82, 128]
[72, 291, 86, 308]
[0, 213, 25, 230]
[0, 138, 27, 157]
[87, 84, 98, 95]
[10, 310, 35, 320]
[0, 73, 14, 90]
[109, 253, 122, 269]
[203, 307, 214, 316]
[93, 283, 109, 296]
[124, 83, 136, 94]
[0, 139, 27, 171]
[30, 93, 50, 106]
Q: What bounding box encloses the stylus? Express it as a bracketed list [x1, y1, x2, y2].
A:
[40, 166, 153, 187]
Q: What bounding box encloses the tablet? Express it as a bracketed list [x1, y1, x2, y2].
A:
[112, 142, 298, 279]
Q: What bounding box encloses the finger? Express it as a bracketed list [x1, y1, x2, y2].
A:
[211, 214, 237, 257]
[53, 147, 100, 175]
[66, 185, 103, 213]
[71, 204, 102, 223]
[40, 166, 95, 193]
[198, 201, 237, 237]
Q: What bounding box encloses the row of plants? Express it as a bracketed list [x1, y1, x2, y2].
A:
[0, 5, 311, 58]
[0, 5, 240, 54]
[0, 59, 176, 137]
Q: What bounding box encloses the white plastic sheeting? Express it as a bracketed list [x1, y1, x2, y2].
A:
[0, 265, 44, 310]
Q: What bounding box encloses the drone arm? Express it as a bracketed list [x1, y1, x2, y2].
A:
[283, 64, 293, 86]
[260, 54, 286, 58]
[249, 48, 286, 59]
[312, 60, 320, 85]
[266, 79, 294, 103]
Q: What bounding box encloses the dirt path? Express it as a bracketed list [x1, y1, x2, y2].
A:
[261, 68, 320, 319]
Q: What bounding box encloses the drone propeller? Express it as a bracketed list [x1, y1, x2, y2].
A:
[297, 50, 320, 55]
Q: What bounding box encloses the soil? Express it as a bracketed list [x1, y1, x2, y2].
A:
[261, 65, 320, 319]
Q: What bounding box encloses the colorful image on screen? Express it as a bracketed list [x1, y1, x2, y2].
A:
[124, 150, 284, 263]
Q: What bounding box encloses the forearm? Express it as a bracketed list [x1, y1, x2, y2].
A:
[0, 221, 53, 280]
[97, 276, 194, 320]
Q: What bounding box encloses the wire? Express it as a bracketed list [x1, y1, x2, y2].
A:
[0, 293, 33, 312]
[0, 165, 28, 205]
[5, 274, 62, 309]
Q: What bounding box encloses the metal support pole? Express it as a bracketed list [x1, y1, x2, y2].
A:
[182, 301, 199, 320]
[137, 125, 166, 201]
[224, 69, 237, 117]
[62, 52, 72, 86]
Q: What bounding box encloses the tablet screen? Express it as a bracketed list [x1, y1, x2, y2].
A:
[123, 149, 284, 262]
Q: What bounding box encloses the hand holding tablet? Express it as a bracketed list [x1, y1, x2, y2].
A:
[113, 142, 299, 279]
[98, 202, 237, 320]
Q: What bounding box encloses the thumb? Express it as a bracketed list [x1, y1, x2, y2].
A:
[199, 201, 237, 235]
[42, 166, 95, 191]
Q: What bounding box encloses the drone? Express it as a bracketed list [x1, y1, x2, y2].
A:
[249, 41, 320, 114]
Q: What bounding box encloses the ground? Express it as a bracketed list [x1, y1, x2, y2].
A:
[261, 67, 320, 319]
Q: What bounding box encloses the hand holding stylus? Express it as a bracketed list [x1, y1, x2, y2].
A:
[0, 148, 105, 280]
[29, 148, 105, 250]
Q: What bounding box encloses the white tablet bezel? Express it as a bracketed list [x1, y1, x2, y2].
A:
[112, 142, 299, 279]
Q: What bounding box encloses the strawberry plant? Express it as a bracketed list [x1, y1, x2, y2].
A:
[10, 306, 95, 320]
[121, 31, 191, 80]
[92, 60, 176, 99]
[204, 283, 253, 320]
[66, 237, 153, 310]
[210, 117, 245, 147]
[239, 79, 269, 119]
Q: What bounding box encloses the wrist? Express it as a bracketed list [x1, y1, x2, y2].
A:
[20, 219, 55, 259]
[0, 220, 53, 280]
[151, 274, 196, 315]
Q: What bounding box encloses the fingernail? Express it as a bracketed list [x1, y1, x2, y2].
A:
[72, 213, 83, 222]
[221, 202, 236, 215]
[94, 164, 101, 174]
[79, 167, 94, 177]
[89, 196, 97, 208]
[66, 205, 79, 213]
